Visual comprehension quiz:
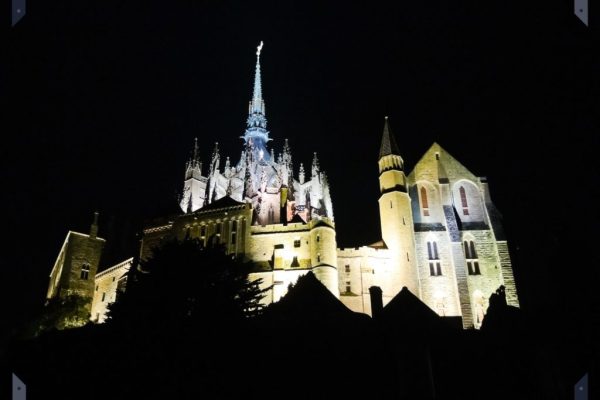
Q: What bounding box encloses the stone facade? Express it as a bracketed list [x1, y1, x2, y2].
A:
[335, 138, 519, 328]
[90, 258, 132, 323]
[47, 214, 106, 319]
[46, 43, 519, 330]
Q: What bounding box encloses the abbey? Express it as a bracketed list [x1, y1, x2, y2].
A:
[46, 43, 518, 329]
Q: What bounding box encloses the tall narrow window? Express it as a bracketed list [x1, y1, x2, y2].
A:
[268, 207, 275, 224]
[80, 263, 90, 280]
[421, 187, 430, 216]
[317, 254, 321, 263]
[200, 225, 206, 237]
[427, 241, 441, 276]
[459, 186, 469, 215]
[464, 240, 481, 275]
[230, 220, 237, 246]
[101, 292, 106, 302]
[345, 281, 351, 293]
[345, 265, 350, 273]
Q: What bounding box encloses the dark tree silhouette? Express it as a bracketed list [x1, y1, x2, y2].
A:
[106, 237, 268, 330]
[18, 295, 91, 339]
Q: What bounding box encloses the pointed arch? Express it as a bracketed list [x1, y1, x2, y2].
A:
[459, 186, 469, 215]
[427, 240, 442, 276]
[464, 239, 481, 275]
[420, 186, 430, 216]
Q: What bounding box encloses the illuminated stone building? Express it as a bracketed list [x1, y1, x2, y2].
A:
[47, 42, 518, 329]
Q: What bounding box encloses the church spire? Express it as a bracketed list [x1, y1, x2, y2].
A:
[250, 41, 264, 115]
[246, 41, 268, 132]
[243, 42, 270, 158]
[379, 116, 401, 159]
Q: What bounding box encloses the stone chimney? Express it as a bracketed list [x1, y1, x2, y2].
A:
[90, 211, 99, 238]
[369, 286, 383, 318]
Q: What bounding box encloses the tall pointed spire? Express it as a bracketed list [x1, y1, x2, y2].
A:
[379, 116, 401, 159]
[250, 41, 264, 115]
[246, 41, 268, 131]
[243, 42, 270, 159]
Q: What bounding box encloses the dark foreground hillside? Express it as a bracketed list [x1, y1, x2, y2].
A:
[6, 273, 586, 400]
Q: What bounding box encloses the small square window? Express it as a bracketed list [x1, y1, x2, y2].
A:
[294, 239, 301, 248]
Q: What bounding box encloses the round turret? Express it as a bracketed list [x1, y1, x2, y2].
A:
[309, 217, 339, 297]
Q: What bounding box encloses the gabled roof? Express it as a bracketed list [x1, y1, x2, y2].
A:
[196, 196, 245, 212]
[289, 213, 306, 224]
[408, 142, 479, 184]
[261, 272, 361, 321]
[378, 287, 444, 335]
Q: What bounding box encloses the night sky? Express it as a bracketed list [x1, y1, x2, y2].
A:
[4, 0, 599, 375]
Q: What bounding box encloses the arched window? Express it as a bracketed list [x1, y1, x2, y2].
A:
[420, 187, 430, 216]
[80, 263, 90, 280]
[464, 240, 481, 275]
[459, 186, 469, 215]
[427, 241, 441, 276]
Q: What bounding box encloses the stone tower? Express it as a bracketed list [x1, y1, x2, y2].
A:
[377, 117, 419, 297]
[46, 212, 106, 321]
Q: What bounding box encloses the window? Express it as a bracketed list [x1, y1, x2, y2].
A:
[294, 239, 301, 248]
[345, 281, 351, 293]
[200, 225, 206, 237]
[112, 277, 116, 282]
[317, 235, 320, 243]
[420, 187, 430, 216]
[216, 223, 222, 235]
[291, 256, 299, 268]
[402, 216, 406, 225]
[317, 254, 321, 263]
[390, 201, 393, 208]
[231, 231, 236, 245]
[95, 285, 99, 292]
[231, 220, 237, 233]
[101, 292, 106, 302]
[345, 265, 350, 273]
[427, 241, 441, 276]
[80, 263, 90, 280]
[435, 152, 440, 160]
[459, 186, 469, 215]
[268, 207, 275, 224]
[464, 240, 481, 275]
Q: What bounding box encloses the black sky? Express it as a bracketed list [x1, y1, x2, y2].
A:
[4, 0, 599, 375]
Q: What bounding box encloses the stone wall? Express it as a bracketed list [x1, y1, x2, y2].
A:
[91, 258, 132, 323]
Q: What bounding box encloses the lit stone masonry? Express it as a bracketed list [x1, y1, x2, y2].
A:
[336, 124, 519, 329]
[46, 213, 105, 325]
[90, 258, 133, 323]
[48, 43, 519, 330]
